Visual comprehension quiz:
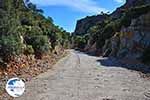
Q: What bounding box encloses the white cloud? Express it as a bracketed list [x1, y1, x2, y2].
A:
[113, 0, 125, 3]
[30, 0, 108, 14]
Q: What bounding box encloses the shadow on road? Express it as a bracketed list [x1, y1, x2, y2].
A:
[74, 50, 150, 75]
[96, 57, 150, 74]
[74, 49, 99, 57]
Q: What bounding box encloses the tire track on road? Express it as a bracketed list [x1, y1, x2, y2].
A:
[74, 51, 81, 100]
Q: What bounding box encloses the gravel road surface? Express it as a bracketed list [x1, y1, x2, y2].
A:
[16, 50, 150, 100]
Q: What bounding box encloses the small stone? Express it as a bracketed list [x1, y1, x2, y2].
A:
[97, 74, 100, 77]
[94, 78, 99, 80]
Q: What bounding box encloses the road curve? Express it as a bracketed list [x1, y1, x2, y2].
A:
[17, 50, 150, 100]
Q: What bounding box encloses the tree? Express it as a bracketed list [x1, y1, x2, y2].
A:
[27, 2, 43, 14]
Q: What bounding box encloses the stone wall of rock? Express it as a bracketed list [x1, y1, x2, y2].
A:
[74, 15, 106, 35]
[111, 0, 150, 18]
[103, 12, 150, 60]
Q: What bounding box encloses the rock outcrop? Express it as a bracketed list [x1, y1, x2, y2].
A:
[74, 15, 106, 35]
[73, 0, 150, 63]
[111, 0, 150, 18]
[104, 12, 150, 60]
[74, 0, 150, 35]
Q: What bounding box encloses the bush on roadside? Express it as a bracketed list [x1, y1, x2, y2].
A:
[25, 35, 51, 57]
[0, 35, 24, 62]
[24, 45, 34, 55]
[72, 35, 87, 49]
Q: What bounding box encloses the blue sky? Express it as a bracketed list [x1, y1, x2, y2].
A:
[30, 0, 126, 32]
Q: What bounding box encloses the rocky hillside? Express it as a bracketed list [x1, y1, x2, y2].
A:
[72, 0, 150, 64]
[0, 0, 71, 97]
[103, 12, 150, 58]
[74, 0, 150, 35]
[74, 14, 108, 35]
[111, 0, 150, 18]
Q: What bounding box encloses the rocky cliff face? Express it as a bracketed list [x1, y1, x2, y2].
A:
[73, 0, 150, 63]
[103, 12, 150, 60]
[74, 0, 150, 35]
[111, 0, 150, 18]
[74, 15, 106, 35]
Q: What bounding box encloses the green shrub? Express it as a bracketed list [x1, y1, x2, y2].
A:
[27, 26, 43, 36]
[102, 22, 116, 39]
[26, 35, 51, 55]
[24, 45, 34, 55]
[73, 36, 86, 49]
[0, 35, 24, 62]
[121, 4, 150, 27]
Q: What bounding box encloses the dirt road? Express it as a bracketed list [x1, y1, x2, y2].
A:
[17, 50, 150, 100]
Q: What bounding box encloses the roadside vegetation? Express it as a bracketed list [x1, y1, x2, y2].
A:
[0, 0, 71, 69]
